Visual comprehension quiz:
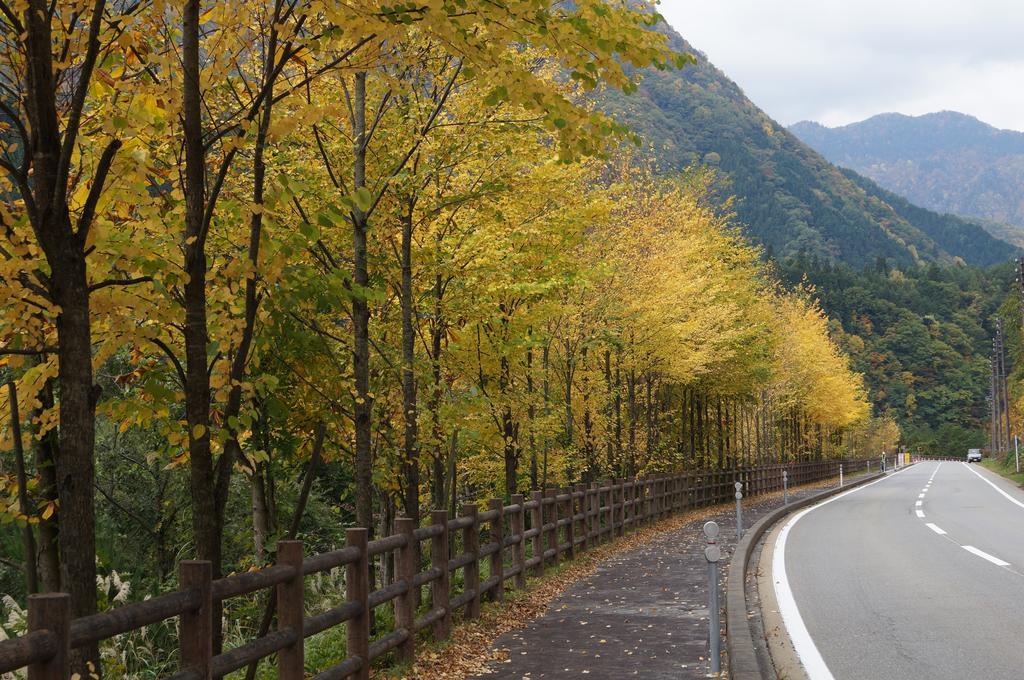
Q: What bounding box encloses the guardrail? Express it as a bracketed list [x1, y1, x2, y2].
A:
[0, 459, 868, 679]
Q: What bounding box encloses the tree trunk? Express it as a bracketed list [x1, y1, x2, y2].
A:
[400, 197, 419, 524]
[604, 349, 613, 473]
[351, 71, 375, 532]
[252, 464, 272, 563]
[500, 354, 518, 497]
[181, 0, 230, 654]
[31, 377, 61, 592]
[528, 345, 537, 489]
[430, 274, 446, 510]
[22, 0, 105, 670]
[563, 339, 574, 447]
[542, 344, 550, 488]
[582, 345, 594, 477]
[614, 350, 623, 475]
[219, 11, 282, 562]
[7, 382, 38, 594]
[627, 368, 637, 477]
[52, 248, 99, 671]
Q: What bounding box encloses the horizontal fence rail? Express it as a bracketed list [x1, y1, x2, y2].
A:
[0, 459, 871, 678]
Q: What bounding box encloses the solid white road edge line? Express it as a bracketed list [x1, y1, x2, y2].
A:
[773, 466, 912, 680]
[962, 462, 1024, 510]
[962, 545, 1010, 567]
[925, 523, 947, 535]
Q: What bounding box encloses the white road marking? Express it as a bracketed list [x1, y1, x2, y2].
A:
[962, 463, 1024, 510]
[925, 523, 947, 535]
[915, 509, 925, 518]
[918, 493, 925, 498]
[962, 545, 1010, 567]
[774, 468, 910, 680]
[915, 500, 922, 507]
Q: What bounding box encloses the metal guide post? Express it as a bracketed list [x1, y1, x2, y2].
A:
[703, 521, 721, 676]
[734, 481, 743, 538]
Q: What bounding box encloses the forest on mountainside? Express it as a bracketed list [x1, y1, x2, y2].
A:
[777, 256, 1012, 454]
[791, 112, 1024, 240]
[599, 28, 1015, 269]
[0, 2, 882, 674]
[592, 21, 1020, 458]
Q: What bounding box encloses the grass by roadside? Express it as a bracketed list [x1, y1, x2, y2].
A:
[980, 456, 1024, 488]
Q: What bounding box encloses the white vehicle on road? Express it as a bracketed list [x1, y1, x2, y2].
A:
[967, 448, 982, 463]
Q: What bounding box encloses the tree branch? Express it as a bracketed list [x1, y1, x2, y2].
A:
[76, 138, 123, 239]
[0, 346, 55, 356]
[149, 337, 187, 387]
[53, 0, 108, 213]
[88, 275, 152, 293]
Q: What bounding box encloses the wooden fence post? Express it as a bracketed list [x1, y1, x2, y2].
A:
[656, 476, 664, 519]
[511, 495, 526, 589]
[564, 490, 575, 560]
[430, 510, 451, 640]
[462, 503, 480, 620]
[602, 481, 610, 540]
[346, 528, 371, 680]
[530, 491, 544, 576]
[614, 479, 625, 537]
[27, 593, 69, 680]
[395, 518, 417, 663]
[277, 540, 305, 679]
[488, 499, 505, 602]
[575, 484, 588, 552]
[178, 560, 212, 678]
[647, 477, 655, 520]
[588, 482, 598, 545]
[546, 489, 560, 566]
[620, 479, 629, 531]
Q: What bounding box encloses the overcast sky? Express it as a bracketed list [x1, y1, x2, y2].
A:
[660, 0, 1024, 131]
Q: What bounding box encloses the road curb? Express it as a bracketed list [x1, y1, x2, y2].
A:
[725, 471, 886, 679]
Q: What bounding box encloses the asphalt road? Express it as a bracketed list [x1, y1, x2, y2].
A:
[774, 461, 1024, 680]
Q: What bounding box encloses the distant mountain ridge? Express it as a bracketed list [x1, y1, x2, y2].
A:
[598, 30, 1017, 267]
[790, 112, 1024, 244]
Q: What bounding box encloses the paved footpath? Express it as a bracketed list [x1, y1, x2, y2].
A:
[470, 483, 836, 679]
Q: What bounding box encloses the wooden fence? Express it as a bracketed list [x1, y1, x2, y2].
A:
[0, 459, 870, 678]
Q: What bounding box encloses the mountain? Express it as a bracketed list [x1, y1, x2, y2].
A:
[600, 31, 1016, 267]
[790, 112, 1024, 245]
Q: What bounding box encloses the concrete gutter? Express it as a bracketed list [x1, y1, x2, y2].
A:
[725, 472, 886, 679]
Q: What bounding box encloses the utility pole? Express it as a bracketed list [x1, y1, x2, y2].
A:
[996, 319, 1012, 453]
[989, 389, 998, 454]
[992, 352, 1002, 454]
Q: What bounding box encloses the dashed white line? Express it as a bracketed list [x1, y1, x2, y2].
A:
[918, 493, 925, 498]
[962, 545, 1010, 567]
[915, 509, 925, 518]
[925, 523, 947, 535]
[915, 500, 922, 507]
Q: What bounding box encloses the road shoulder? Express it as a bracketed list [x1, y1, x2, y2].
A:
[754, 519, 807, 680]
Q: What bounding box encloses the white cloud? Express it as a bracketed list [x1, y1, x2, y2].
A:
[659, 0, 1024, 130]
